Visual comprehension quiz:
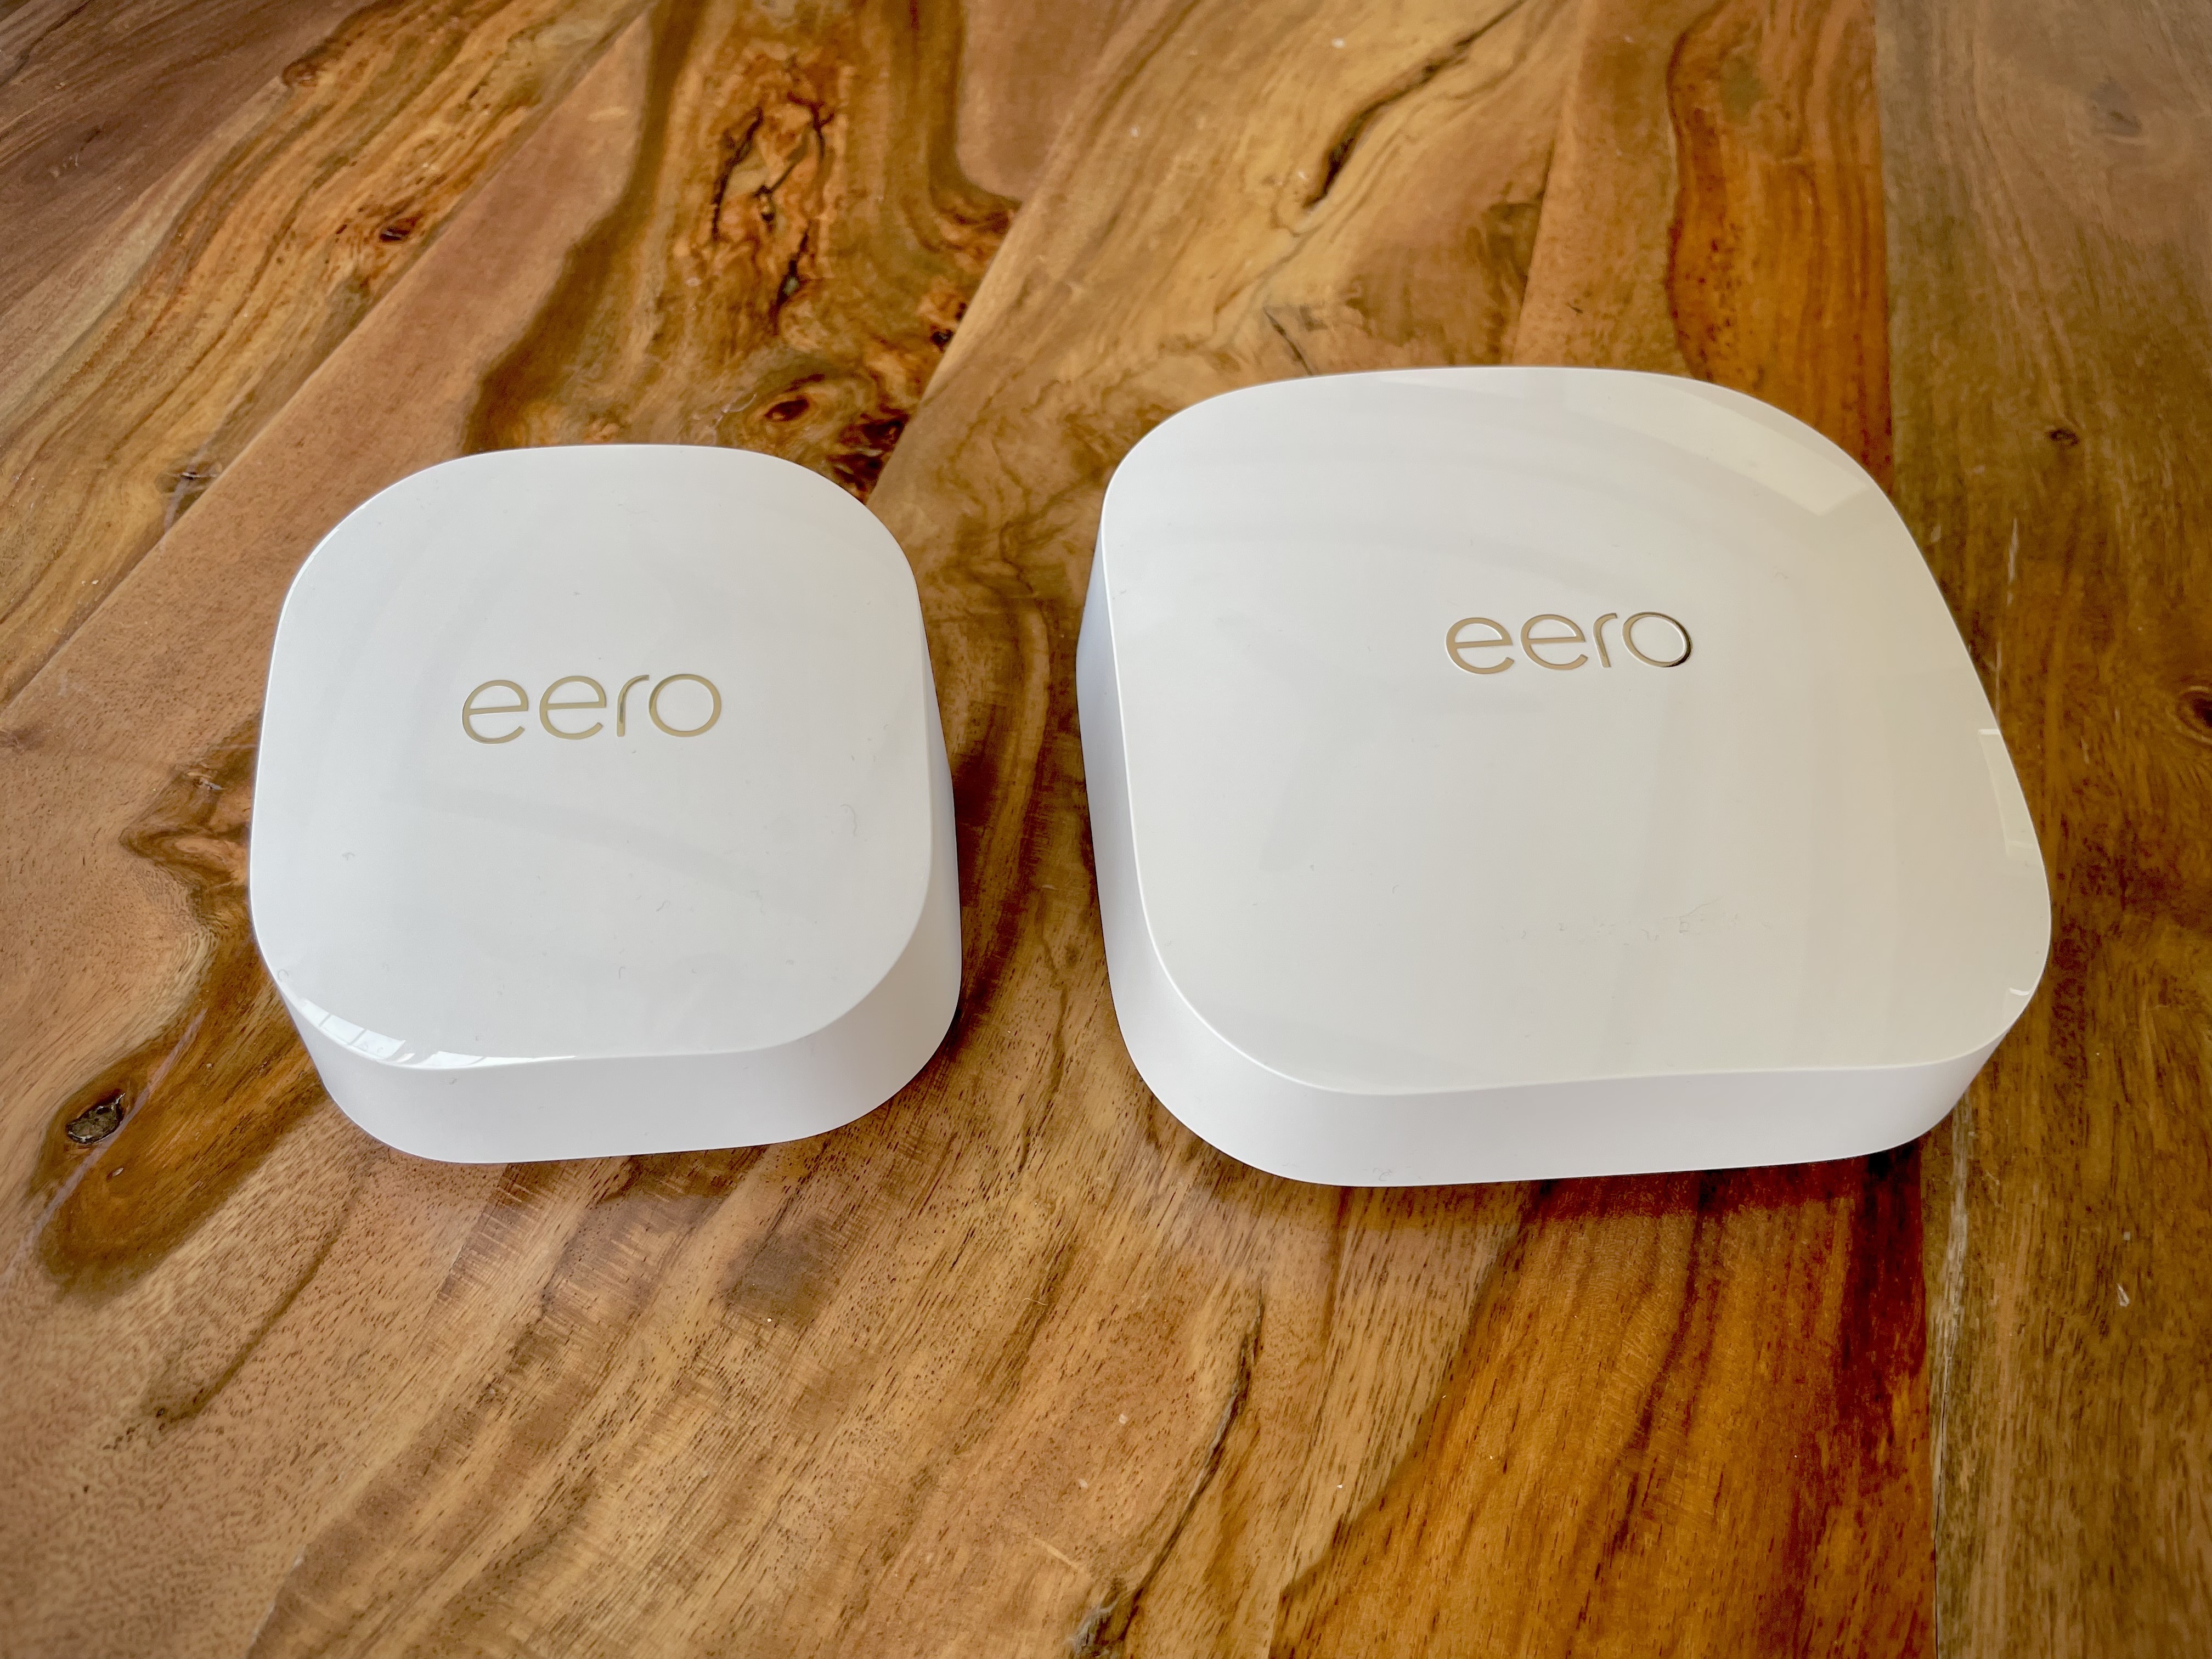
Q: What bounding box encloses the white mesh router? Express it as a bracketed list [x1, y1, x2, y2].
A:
[1077, 368, 2050, 1186]
[251, 445, 960, 1163]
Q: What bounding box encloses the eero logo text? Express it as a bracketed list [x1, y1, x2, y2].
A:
[461, 674, 723, 743]
[1445, 612, 1691, 676]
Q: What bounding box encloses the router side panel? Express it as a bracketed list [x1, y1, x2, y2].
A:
[280, 685, 962, 1165]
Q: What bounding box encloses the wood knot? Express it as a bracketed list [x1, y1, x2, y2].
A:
[828, 414, 909, 496]
[2048, 426, 2080, 446]
[2179, 686, 2212, 743]
[377, 215, 420, 244]
[2090, 79, 2143, 139]
[763, 396, 810, 422]
[64, 1092, 126, 1146]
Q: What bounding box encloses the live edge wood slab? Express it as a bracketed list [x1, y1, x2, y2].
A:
[0, 1, 2202, 1654]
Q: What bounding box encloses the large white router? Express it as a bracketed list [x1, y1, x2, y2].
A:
[251, 445, 960, 1163]
[1077, 368, 2050, 1186]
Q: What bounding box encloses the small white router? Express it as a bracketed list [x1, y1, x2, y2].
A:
[1077, 368, 2050, 1186]
[251, 445, 960, 1163]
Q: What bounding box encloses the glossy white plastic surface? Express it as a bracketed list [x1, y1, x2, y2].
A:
[1077, 368, 2050, 1185]
[251, 445, 959, 1162]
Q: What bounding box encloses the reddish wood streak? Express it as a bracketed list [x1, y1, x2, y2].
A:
[1667, 0, 1893, 484]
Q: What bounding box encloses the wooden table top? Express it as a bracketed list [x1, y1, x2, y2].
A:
[1, 1, 2204, 1654]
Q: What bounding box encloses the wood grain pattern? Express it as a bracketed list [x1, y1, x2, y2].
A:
[7, 0, 2197, 1651]
[871, 0, 1926, 1650]
[952, 0, 1142, 199]
[0, 0, 360, 316]
[1880, 0, 2212, 1652]
[26, 716, 329, 1300]
[0, 0, 366, 368]
[0, 0, 650, 706]
[1513, 0, 1888, 476]
[465, 0, 1014, 492]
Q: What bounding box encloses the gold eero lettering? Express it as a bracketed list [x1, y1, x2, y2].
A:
[1446, 612, 1691, 675]
[463, 674, 722, 743]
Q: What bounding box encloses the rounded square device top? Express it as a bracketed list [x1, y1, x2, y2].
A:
[1077, 368, 2050, 1186]
[251, 445, 958, 1163]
